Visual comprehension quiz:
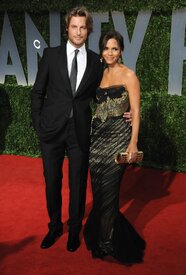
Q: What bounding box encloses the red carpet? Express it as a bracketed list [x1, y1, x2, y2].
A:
[0, 155, 186, 275]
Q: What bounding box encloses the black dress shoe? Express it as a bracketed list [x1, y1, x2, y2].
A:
[40, 230, 63, 249]
[67, 233, 80, 252]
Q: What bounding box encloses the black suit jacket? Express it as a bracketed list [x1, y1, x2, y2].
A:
[31, 44, 103, 151]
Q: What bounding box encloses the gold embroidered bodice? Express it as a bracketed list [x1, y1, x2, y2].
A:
[93, 85, 130, 122]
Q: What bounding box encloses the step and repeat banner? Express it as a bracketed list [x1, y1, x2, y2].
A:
[0, 9, 186, 95]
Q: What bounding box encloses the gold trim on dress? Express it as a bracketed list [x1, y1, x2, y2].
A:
[93, 91, 129, 122]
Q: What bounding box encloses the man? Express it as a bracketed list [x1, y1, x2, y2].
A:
[31, 6, 131, 252]
[31, 6, 103, 252]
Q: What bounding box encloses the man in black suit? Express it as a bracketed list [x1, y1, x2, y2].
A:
[31, 6, 103, 251]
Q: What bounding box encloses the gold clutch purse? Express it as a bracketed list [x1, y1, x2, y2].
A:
[115, 151, 143, 164]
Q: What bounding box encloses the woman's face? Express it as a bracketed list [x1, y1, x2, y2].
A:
[102, 38, 121, 66]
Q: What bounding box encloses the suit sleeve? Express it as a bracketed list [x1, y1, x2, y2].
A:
[31, 48, 49, 131]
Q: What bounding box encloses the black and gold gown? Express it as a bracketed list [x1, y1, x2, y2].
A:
[84, 85, 146, 264]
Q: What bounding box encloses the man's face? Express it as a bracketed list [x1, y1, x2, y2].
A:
[67, 16, 88, 48]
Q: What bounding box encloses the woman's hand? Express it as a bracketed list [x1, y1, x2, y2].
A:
[123, 110, 132, 125]
[126, 143, 138, 163]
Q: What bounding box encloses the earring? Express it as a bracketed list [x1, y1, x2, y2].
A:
[118, 57, 122, 63]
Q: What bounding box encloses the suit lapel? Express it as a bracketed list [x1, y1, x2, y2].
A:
[58, 45, 72, 95]
[75, 49, 93, 95]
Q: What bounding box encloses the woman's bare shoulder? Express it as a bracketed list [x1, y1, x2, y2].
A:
[120, 65, 136, 78]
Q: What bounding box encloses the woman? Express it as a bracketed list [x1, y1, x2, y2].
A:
[83, 30, 146, 264]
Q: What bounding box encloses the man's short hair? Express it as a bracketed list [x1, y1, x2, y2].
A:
[65, 6, 93, 35]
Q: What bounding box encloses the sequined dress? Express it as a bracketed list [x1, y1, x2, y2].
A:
[83, 85, 146, 264]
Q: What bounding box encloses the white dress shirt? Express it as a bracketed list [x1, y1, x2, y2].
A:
[66, 41, 87, 91]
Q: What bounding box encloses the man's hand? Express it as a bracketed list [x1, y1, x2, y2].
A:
[123, 111, 132, 124]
